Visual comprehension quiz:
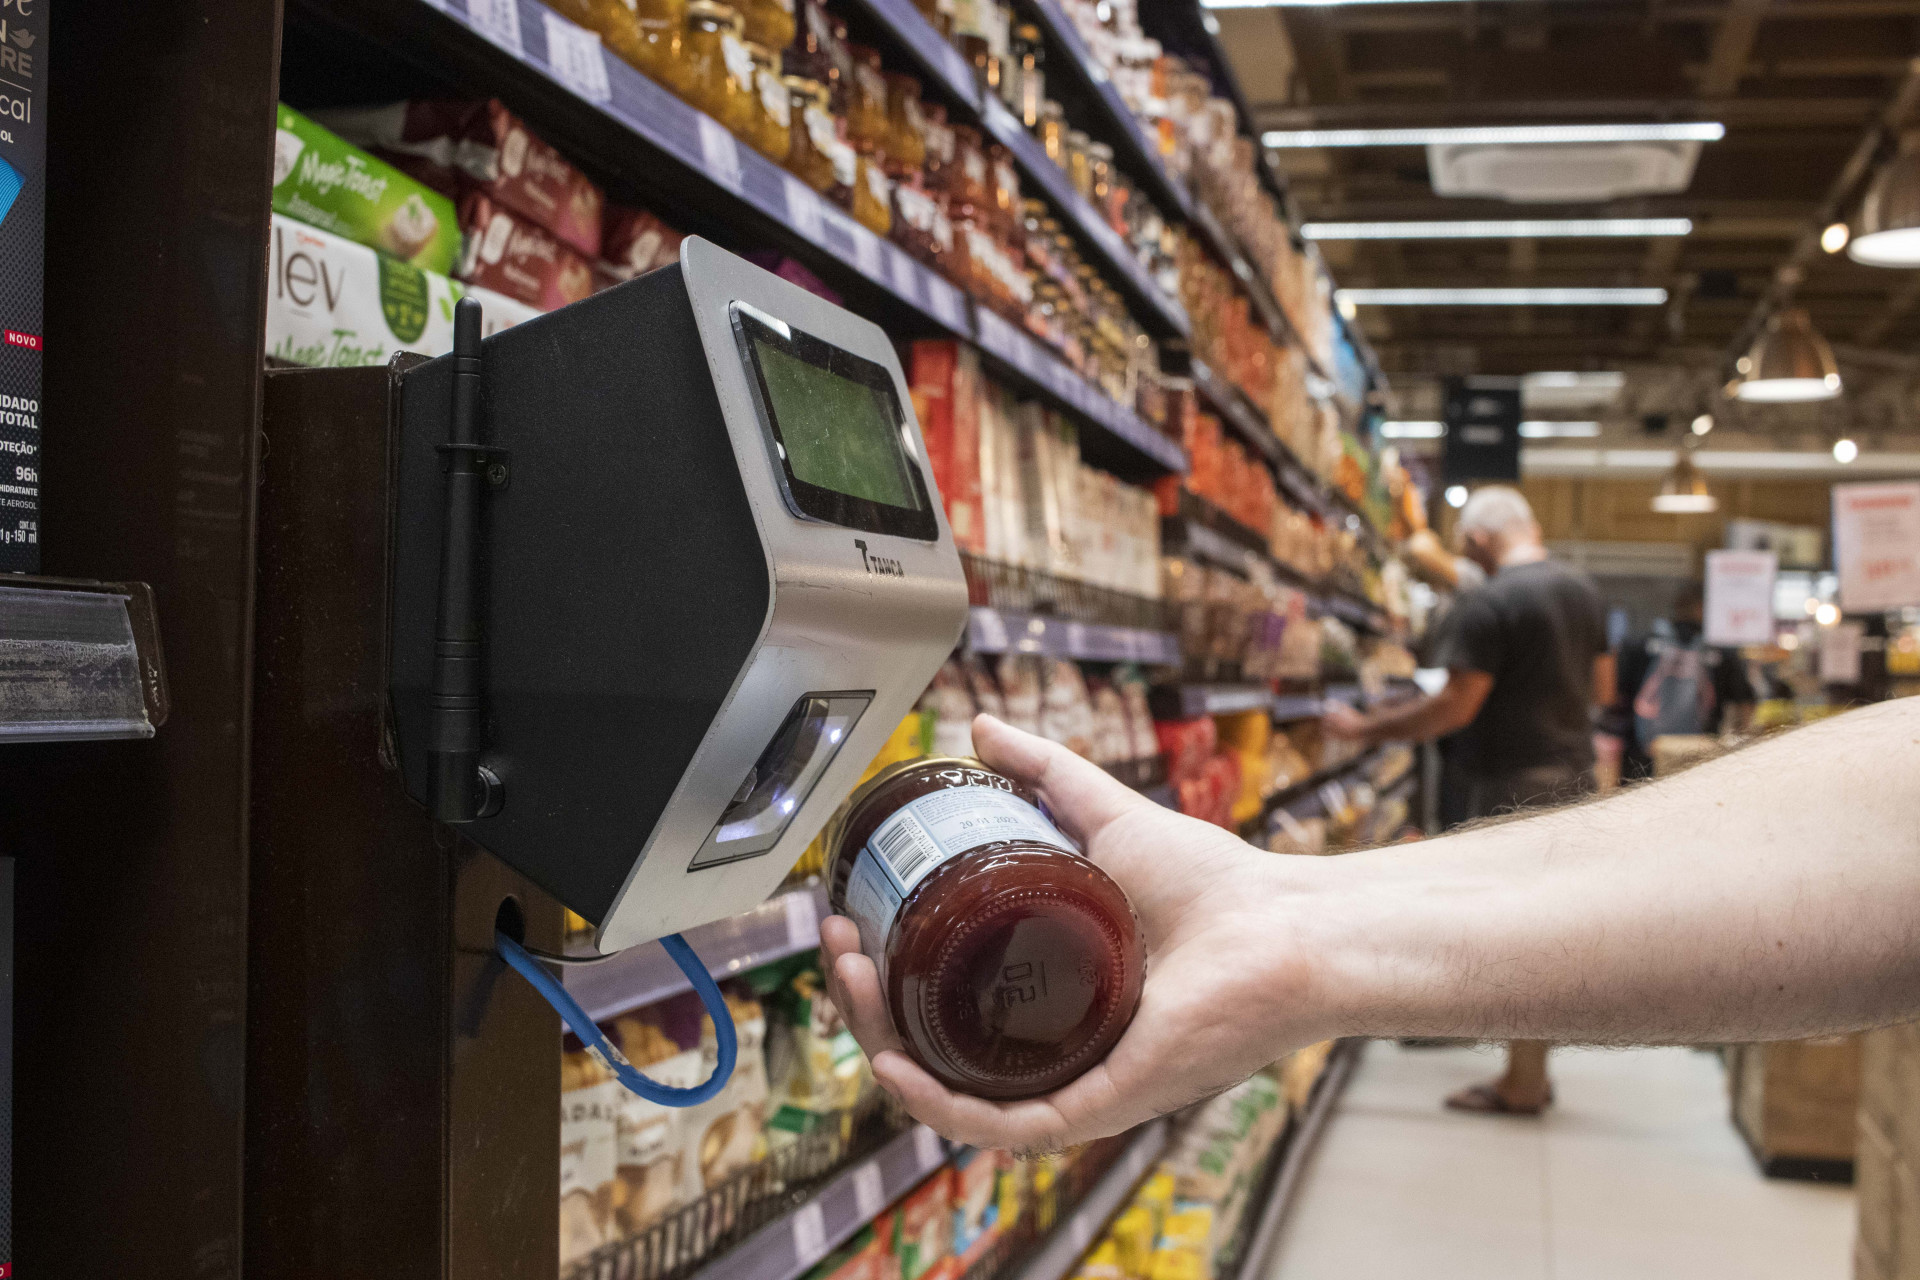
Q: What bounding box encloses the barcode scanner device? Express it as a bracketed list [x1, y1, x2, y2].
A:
[389, 238, 968, 1101]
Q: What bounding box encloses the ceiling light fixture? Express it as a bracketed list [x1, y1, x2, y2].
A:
[1262, 122, 1725, 149]
[1815, 602, 1841, 627]
[1732, 308, 1842, 402]
[1652, 449, 1718, 513]
[1848, 151, 1920, 266]
[1336, 287, 1668, 306]
[1833, 437, 1859, 464]
[1821, 222, 1851, 254]
[1518, 421, 1602, 438]
[1690, 413, 1713, 436]
[1205, 0, 1522, 7]
[1301, 218, 1693, 240]
[1380, 420, 1446, 439]
[1444, 485, 1469, 508]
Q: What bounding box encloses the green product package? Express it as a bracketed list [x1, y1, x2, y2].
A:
[272, 103, 461, 275]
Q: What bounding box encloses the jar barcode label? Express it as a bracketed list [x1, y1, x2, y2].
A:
[874, 813, 941, 886]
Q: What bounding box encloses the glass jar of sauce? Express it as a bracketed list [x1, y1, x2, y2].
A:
[845, 44, 892, 161]
[746, 42, 792, 162]
[883, 72, 928, 177]
[825, 757, 1143, 1101]
[678, 1, 756, 137]
[853, 152, 893, 237]
[738, 0, 794, 58]
[782, 74, 838, 193]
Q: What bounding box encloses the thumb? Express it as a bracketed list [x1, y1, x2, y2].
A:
[970, 714, 1147, 848]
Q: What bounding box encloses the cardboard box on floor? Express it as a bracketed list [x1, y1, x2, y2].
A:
[1726, 1036, 1859, 1181]
[1855, 1023, 1920, 1280]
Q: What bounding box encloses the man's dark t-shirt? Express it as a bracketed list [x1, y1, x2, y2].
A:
[1431, 558, 1609, 779]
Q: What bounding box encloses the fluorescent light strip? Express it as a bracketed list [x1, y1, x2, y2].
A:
[1521, 449, 1920, 474]
[1263, 122, 1725, 148]
[1379, 421, 1445, 439]
[1337, 287, 1668, 306]
[1205, 0, 1502, 7]
[1301, 218, 1693, 241]
[1519, 421, 1602, 438]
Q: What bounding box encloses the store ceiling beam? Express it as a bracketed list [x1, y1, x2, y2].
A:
[1698, 0, 1769, 97]
[1721, 57, 1920, 368]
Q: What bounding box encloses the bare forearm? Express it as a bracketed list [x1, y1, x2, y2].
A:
[1291, 698, 1920, 1045]
[1357, 691, 1470, 745]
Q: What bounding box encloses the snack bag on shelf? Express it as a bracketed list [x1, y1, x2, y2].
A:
[768, 968, 870, 1131]
[1109, 1204, 1156, 1280]
[1112, 667, 1161, 764]
[601, 203, 686, 282]
[1072, 1239, 1126, 1280]
[560, 1047, 623, 1266]
[312, 99, 605, 257]
[996, 654, 1043, 737]
[1154, 715, 1216, 786]
[1039, 658, 1096, 757]
[610, 1014, 707, 1236]
[949, 1145, 1002, 1257]
[678, 989, 770, 1202]
[962, 655, 1006, 722]
[1280, 1042, 1334, 1111]
[889, 1167, 955, 1280]
[1087, 678, 1134, 767]
[921, 659, 979, 758]
[272, 104, 461, 274]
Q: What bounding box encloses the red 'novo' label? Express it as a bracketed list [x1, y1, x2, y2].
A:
[5, 330, 40, 350]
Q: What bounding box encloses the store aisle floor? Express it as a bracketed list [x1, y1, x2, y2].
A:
[1264, 1041, 1855, 1279]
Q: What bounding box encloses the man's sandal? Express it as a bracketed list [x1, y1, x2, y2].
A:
[1444, 1083, 1552, 1116]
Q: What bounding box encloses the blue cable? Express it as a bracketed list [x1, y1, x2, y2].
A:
[497, 929, 738, 1107]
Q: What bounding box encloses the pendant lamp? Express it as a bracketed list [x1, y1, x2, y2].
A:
[1732, 308, 1841, 403]
[1848, 150, 1920, 267]
[1651, 447, 1717, 513]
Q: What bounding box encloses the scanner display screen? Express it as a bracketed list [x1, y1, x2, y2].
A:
[755, 342, 917, 510]
[732, 305, 939, 541]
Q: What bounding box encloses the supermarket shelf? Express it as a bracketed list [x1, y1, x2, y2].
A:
[840, 0, 1188, 339]
[1141, 782, 1176, 809]
[979, 97, 1189, 338]
[1252, 746, 1385, 828]
[703, 1123, 953, 1280]
[969, 605, 1181, 665]
[971, 309, 1185, 474]
[1227, 1040, 1363, 1280]
[1269, 693, 1324, 723]
[303, 0, 1184, 479]
[1140, 2, 1289, 214]
[1016, 0, 1194, 220]
[1186, 360, 1335, 521]
[1151, 682, 1273, 719]
[1007, 1118, 1170, 1280]
[560, 885, 828, 1024]
[1188, 201, 1300, 364]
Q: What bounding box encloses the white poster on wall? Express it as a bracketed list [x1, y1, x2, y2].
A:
[1704, 549, 1777, 646]
[1819, 621, 1865, 685]
[1833, 481, 1920, 613]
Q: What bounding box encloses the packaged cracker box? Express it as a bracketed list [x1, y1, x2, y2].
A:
[272, 104, 460, 275]
[265, 214, 540, 368]
[315, 99, 605, 258]
[455, 190, 597, 313]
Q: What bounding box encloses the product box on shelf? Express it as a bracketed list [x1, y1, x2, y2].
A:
[910, 340, 987, 556]
[272, 104, 461, 275]
[561, 1049, 626, 1268]
[455, 190, 598, 312]
[265, 214, 540, 368]
[314, 98, 607, 258]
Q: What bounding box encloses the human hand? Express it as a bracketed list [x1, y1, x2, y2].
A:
[820, 714, 1329, 1152]
[1320, 700, 1371, 743]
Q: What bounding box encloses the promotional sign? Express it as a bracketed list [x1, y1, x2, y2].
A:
[1441, 377, 1522, 483]
[1819, 620, 1865, 685]
[1704, 549, 1777, 646]
[0, 0, 41, 573]
[1833, 482, 1920, 614]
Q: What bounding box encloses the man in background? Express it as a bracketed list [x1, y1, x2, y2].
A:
[1606, 580, 1757, 782]
[1323, 485, 1611, 1114]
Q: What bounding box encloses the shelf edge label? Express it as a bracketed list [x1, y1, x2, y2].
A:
[465, 0, 525, 55]
[542, 15, 612, 103]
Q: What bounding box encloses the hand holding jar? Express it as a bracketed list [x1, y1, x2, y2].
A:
[822, 714, 1324, 1150]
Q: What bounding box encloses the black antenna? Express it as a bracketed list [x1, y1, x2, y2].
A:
[428, 298, 489, 822]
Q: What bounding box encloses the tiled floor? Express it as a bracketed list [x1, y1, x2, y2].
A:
[1263, 1041, 1856, 1279]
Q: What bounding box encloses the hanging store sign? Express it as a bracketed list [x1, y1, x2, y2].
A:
[1832, 481, 1920, 614]
[1441, 377, 1521, 483]
[0, 0, 42, 573]
[1704, 549, 1777, 646]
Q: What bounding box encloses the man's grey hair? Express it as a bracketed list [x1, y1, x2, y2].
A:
[1456, 485, 1539, 539]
